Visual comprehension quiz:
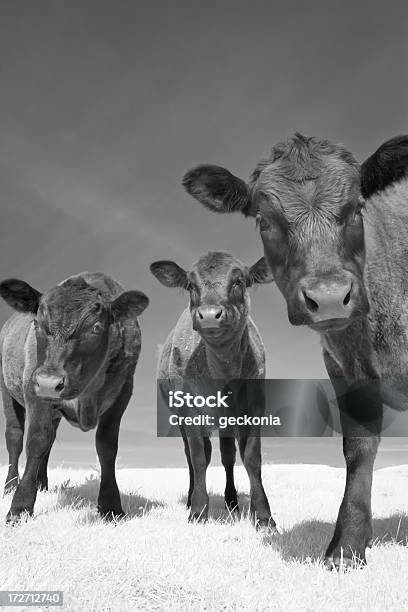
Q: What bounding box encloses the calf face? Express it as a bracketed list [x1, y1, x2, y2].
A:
[150, 252, 272, 343]
[183, 134, 369, 333]
[0, 277, 149, 400]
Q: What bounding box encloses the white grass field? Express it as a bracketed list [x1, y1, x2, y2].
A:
[0, 463, 408, 612]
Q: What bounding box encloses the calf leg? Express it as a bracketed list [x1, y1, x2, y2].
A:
[238, 429, 275, 531]
[95, 380, 132, 520]
[187, 435, 211, 522]
[324, 352, 382, 568]
[3, 389, 25, 495]
[36, 417, 61, 491]
[219, 436, 238, 512]
[326, 436, 378, 568]
[7, 402, 54, 522]
[180, 425, 194, 508]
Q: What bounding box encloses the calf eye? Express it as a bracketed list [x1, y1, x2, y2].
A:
[256, 213, 270, 232]
[92, 322, 104, 334]
[231, 279, 244, 299]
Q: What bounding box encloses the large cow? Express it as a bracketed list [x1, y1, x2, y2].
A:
[0, 272, 149, 522]
[151, 251, 275, 532]
[183, 134, 408, 568]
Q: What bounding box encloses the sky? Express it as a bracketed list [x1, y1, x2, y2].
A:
[0, 0, 408, 468]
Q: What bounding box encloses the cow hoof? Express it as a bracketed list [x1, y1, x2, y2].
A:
[256, 520, 279, 540]
[325, 554, 366, 571]
[188, 510, 208, 523]
[325, 537, 368, 570]
[225, 501, 239, 515]
[98, 507, 126, 522]
[6, 508, 32, 524]
[255, 517, 277, 532]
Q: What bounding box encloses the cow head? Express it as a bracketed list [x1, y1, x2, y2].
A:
[0, 277, 149, 400]
[150, 252, 272, 345]
[183, 134, 369, 333]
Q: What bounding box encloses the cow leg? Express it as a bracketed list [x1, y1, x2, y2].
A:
[36, 417, 61, 491]
[238, 430, 275, 531]
[95, 380, 132, 520]
[326, 435, 378, 569]
[187, 435, 211, 522]
[219, 436, 238, 512]
[180, 425, 194, 508]
[6, 402, 54, 522]
[3, 385, 25, 495]
[323, 351, 382, 568]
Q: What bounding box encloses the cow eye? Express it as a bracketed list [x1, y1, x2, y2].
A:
[92, 322, 104, 334]
[256, 213, 270, 232]
[231, 279, 244, 298]
[189, 286, 200, 305]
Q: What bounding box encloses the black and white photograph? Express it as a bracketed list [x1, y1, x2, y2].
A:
[0, 1, 408, 610]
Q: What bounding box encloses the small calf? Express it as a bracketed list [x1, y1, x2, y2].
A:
[0, 272, 148, 522]
[151, 251, 275, 531]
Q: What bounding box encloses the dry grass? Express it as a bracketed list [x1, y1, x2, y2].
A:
[0, 463, 408, 611]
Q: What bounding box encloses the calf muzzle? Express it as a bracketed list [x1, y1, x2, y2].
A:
[34, 373, 65, 399]
[196, 305, 226, 329]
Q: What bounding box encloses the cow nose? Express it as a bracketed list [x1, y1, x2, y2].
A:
[197, 305, 225, 329]
[300, 280, 353, 322]
[34, 373, 65, 398]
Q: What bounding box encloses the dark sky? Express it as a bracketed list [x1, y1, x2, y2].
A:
[0, 1, 407, 467]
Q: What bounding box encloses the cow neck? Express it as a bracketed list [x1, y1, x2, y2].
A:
[202, 325, 249, 379]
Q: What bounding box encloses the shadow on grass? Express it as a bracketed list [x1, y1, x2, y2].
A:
[56, 475, 165, 521]
[180, 492, 251, 522]
[274, 513, 408, 563]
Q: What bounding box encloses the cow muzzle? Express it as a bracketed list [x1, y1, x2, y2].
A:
[297, 274, 359, 327]
[196, 305, 226, 330]
[34, 373, 65, 399]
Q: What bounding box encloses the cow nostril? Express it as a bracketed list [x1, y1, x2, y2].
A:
[198, 310, 203, 320]
[215, 310, 222, 319]
[343, 289, 351, 306]
[55, 378, 65, 392]
[303, 291, 319, 313]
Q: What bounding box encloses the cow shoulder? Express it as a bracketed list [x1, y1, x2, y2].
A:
[1, 313, 36, 405]
[165, 308, 204, 376]
[246, 317, 266, 378]
[157, 328, 175, 378]
[361, 135, 408, 199]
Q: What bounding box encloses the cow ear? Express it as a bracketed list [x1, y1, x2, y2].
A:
[247, 258, 274, 286]
[111, 290, 149, 319]
[0, 279, 42, 313]
[182, 164, 256, 217]
[361, 135, 408, 199]
[150, 261, 188, 289]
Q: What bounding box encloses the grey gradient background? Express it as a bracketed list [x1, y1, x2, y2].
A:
[0, 1, 407, 468]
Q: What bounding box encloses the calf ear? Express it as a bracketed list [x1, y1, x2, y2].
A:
[182, 164, 256, 217]
[247, 258, 274, 286]
[111, 290, 149, 319]
[0, 279, 42, 313]
[361, 135, 408, 199]
[150, 261, 188, 288]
